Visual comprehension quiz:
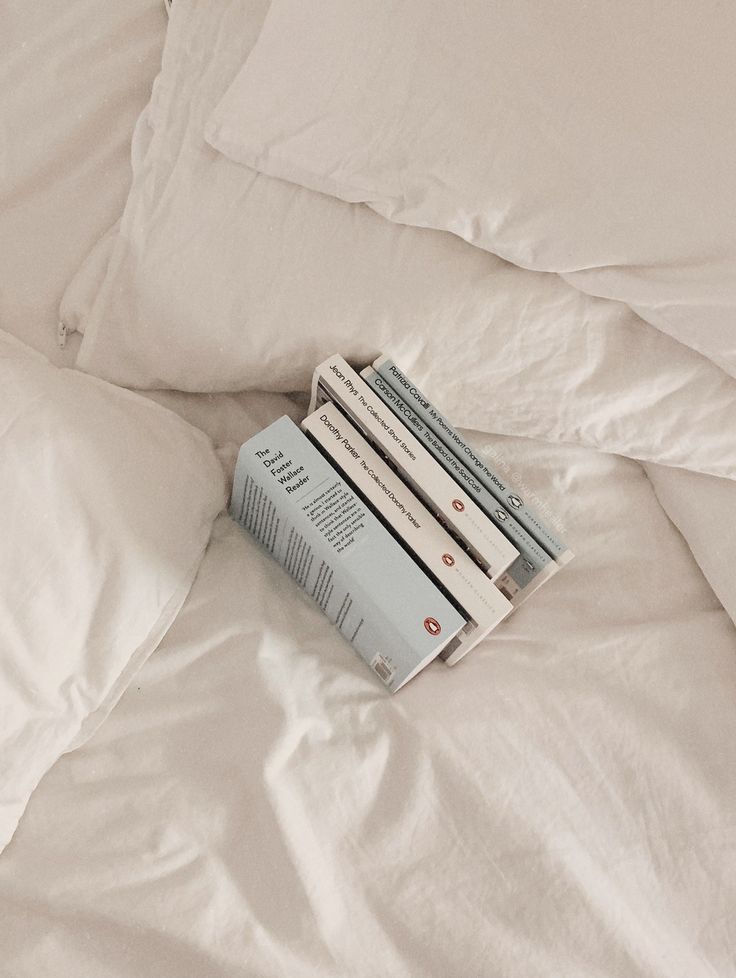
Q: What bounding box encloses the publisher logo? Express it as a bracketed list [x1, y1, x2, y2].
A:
[495, 509, 508, 521]
[508, 494, 523, 509]
[424, 617, 442, 636]
[442, 553, 455, 567]
[452, 499, 465, 512]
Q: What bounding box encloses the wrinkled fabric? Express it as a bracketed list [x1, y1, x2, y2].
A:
[1, 430, 735, 977]
[60, 2, 736, 486]
[4, 1, 736, 974]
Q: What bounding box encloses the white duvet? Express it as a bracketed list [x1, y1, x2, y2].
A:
[60, 0, 736, 483]
[3, 428, 736, 977]
[2, 1, 736, 976]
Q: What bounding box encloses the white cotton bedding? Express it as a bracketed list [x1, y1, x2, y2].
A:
[1, 428, 736, 978]
[3, 0, 736, 975]
[0, 0, 166, 364]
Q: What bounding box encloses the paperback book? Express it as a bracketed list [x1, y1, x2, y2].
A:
[309, 354, 520, 581]
[302, 402, 513, 664]
[230, 415, 466, 691]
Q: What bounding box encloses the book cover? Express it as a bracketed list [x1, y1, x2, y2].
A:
[230, 415, 466, 691]
[302, 403, 512, 663]
[362, 366, 557, 602]
[309, 355, 519, 582]
[372, 355, 573, 566]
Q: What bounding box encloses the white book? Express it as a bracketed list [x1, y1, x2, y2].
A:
[302, 403, 513, 663]
[309, 355, 519, 582]
[361, 365, 560, 607]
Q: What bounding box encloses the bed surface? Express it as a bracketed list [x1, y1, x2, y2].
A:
[2, 2, 736, 976]
[3, 434, 736, 977]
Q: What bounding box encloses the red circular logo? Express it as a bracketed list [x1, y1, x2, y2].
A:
[452, 499, 465, 512]
[442, 553, 455, 567]
[424, 617, 442, 636]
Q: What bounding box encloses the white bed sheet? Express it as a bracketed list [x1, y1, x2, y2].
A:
[1, 416, 735, 978]
[0, 0, 166, 364]
[3, 2, 736, 974]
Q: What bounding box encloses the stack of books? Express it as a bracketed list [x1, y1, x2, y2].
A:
[230, 354, 572, 692]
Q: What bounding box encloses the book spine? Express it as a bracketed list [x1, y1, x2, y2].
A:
[302, 404, 512, 661]
[309, 355, 520, 582]
[230, 416, 465, 691]
[362, 367, 554, 595]
[372, 355, 573, 565]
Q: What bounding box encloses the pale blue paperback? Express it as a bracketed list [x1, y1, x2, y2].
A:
[230, 416, 465, 691]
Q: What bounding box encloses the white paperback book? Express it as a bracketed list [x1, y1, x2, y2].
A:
[302, 403, 513, 664]
[309, 355, 519, 581]
[361, 365, 560, 606]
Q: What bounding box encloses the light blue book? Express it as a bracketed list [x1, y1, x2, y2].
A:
[361, 368, 555, 597]
[230, 416, 466, 692]
[372, 356, 573, 566]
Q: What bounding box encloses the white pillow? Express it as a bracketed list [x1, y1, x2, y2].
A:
[0, 0, 166, 365]
[206, 0, 736, 378]
[0, 330, 225, 852]
[64, 0, 736, 480]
